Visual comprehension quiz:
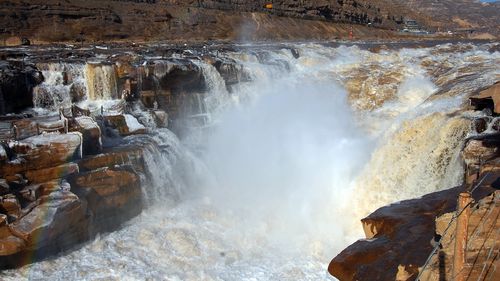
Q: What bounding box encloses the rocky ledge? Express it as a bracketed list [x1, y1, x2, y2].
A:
[0, 43, 254, 268]
[329, 83, 500, 281]
[0, 110, 167, 268]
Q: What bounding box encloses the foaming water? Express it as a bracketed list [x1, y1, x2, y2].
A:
[352, 113, 470, 218]
[32, 62, 126, 114]
[3, 42, 499, 280]
[202, 80, 372, 252]
[33, 63, 88, 111]
[196, 61, 229, 118]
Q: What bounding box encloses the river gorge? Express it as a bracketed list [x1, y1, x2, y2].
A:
[0, 41, 499, 280]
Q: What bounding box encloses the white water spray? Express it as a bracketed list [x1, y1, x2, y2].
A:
[4, 42, 499, 281]
[33, 63, 88, 111]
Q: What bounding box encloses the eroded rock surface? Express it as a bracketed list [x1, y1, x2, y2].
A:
[70, 166, 143, 232]
[0, 0, 406, 44]
[71, 116, 102, 155]
[0, 111, 151, 268]
[1, 133, 83, 177]
[329, 184, 496, 281]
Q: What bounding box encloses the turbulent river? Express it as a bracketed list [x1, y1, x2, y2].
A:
[2, 42, 499, 280]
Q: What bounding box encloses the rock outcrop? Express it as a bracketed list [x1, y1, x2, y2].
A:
[463, 134, 500, 185]
[1, 133, 83, 178]
[417, 190, 499, 281]
[104, 114, 147, 136]
[387, 0, 500, 37]
[71, 116, 102, 155]
[0, 184, 90, 268]
[70, 166, 143, 232]
[0, 62, 43, 115]
[0, 107, 153, 268]
[329, 183, 497, 281]
[470, 82, 500, 115]
[9, 190, 88, 253]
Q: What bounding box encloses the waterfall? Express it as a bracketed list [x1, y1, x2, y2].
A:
[85, 63, 119, 100]
[353, 114, 470, 218]
[196, 61, 230, 122]
[196, 42, 499, 249]
[33, 62, 123, 111]
[4, 42, 499, 281]
[153, 61, 173, 79]
[122, 123, 207, 206]
[33, 63, 88, 111]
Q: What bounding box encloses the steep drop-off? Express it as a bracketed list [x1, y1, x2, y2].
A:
[0, 41, 498, 279]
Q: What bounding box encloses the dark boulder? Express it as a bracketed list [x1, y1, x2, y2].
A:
[20, 38, 30, 46]
[0, 62, 43, 115]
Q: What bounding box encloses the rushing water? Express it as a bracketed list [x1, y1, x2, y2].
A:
[3, 42, 499, 280]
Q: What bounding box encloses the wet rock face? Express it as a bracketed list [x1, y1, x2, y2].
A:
[0, 220, 25, 257]
[213, 57, 251, 88]
[71, 116, 102, 155]
[24, 163, 80, 184]
[9, 190, 88, 252]
[0, 195, 21, 222]
[104, 114, 147, 136]
[70, 167, 143, 232]
[463, 138, 499, 166]
[0, 62, 43, 115]
[156, 59, 206, 93]
[0, 133, 83, 178]
[328, 185, 496, 281]
[463, 133, 500, 185]
[0, 105, 150, 268]
[77, 146, 144, 172]
[1, 190, 89, 268]
[0, 141, 148, 268]
[0, 132, 86, 267]
[470, 82, 500, 115]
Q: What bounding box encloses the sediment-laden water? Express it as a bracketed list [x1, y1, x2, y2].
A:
[2, 42, 499, 280]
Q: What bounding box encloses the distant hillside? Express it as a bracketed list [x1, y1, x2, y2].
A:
[387, 0, 500, 36]
[0, 0, 406, 44]
[0, 0, 497, 45]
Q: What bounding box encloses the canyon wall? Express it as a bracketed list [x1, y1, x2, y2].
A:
[0, 0, 419, 44]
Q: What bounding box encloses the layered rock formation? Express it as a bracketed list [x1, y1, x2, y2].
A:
[0, 0, 450, 45]
[2, 0, 497, 45]
[329, 184, 496, 281]
[0, 110, 156, 268]
[0, 43, 247, 268]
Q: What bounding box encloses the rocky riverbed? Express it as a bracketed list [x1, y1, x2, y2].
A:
[0, 41, 498, 280]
